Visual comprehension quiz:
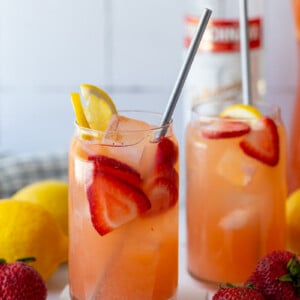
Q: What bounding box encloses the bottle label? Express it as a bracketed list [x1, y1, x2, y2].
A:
[183, 15, 264, 124]
[184, 16, 262, 52]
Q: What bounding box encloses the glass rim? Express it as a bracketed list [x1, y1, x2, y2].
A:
[191, 99, 281, 121]
[75, 110, 173, 136]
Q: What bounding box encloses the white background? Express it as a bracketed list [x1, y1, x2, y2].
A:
[0, 0, 298, 154]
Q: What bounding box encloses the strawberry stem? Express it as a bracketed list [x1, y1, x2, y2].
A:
[0, 258, 6, 264]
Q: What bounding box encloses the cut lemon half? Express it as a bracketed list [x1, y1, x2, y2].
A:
[80, 84, 117, 131]
[220, 104, 262, 119]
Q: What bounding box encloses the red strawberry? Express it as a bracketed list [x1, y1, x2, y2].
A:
[201, 120, 250, 139]
[0, 258, 47, 300]
[142, 137, 179, 215]
[89, 155, 142, 189]
[143, 176, 178, 215]
[246, 250, 300, 300]
[240, 117, 279, 166]
[155, 137, 178, 166]
[213, 286, 265, 299]
[87, 172, 151, 235]
[155, 164, 179, 185]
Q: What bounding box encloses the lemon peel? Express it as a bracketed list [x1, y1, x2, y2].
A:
[0, 199, 68, 281]
[12, 180, 69, 235]
[70, 92, 90, 128]
[80, 84, 117, 131]
[220, 104, 262, 119]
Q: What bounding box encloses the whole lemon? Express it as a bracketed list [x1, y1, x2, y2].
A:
[12, 180, 68, 235]
[286, 188, 300, 254]
[0, 199, 68, 281]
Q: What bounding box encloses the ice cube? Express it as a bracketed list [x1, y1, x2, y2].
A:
[219, 208, 252, 230]
[139, 140, 158, 178]
[216, 149, 256, 186]
[103, 115, 151, 146]
[74, 158, 94, 186]
[102, 115, 152, 170]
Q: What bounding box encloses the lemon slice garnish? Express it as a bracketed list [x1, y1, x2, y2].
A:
[70, 92, 90, 128]
[80, 84, 117, 131]
[220, 104, 262, 119]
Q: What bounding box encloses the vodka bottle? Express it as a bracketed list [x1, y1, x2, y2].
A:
[183, 0, 265, 123]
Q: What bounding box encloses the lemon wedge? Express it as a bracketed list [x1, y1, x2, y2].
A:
[80, 84, 117, 131]
[220, 104, 262, 119]
[70, 92, 90, 128]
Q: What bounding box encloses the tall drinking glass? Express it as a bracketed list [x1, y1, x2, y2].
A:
[185, 98, 287, 284]
[69, 111, 179, 300]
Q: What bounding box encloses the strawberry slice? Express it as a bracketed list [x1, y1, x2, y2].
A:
[155, 164, 179, 185]
[240, 117, 279, 166]
[87, 172, 151, 235]
[156, 137, 178, 166]
[144, 176, 178, 215]
[142, 136, 179, 215]
[88, 155, 141, 189]
[201, 120, 250, 139]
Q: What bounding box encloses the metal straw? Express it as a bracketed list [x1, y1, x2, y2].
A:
[156, 8, 212, 139]
[239, 0, 252, 105]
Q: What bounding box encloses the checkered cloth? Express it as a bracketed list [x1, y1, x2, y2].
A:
[0, 151, 68, 198]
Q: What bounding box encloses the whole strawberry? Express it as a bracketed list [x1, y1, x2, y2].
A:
[246, 250, 300, 300]
[0, 257, 47, 300]
[213, 286, 265, 299]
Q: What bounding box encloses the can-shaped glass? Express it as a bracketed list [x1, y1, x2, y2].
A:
[185, 99, 287, 284]
[69, 111, 179, 300]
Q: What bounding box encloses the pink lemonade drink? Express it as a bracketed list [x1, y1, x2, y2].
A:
[185, 99, 287, 284]
[69, 110, 179, 300]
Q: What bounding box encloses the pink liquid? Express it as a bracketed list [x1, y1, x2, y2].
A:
[68, 112, 178, 300]
[186, 101, 287, 284]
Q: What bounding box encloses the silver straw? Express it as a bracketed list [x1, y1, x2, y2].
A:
[239, 0, 252, 105]
[156, 8, 212, 139]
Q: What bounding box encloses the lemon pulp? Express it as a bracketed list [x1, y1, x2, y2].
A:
[80, 84, 117, 131]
